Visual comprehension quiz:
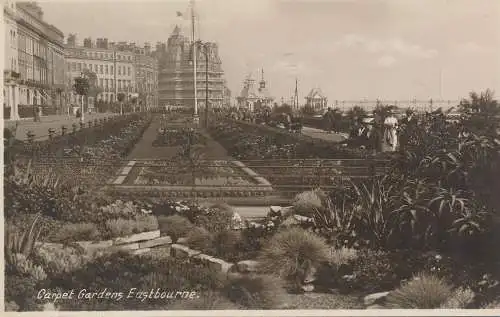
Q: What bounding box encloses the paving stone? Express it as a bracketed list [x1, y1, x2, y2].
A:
[236, 260, 259, 273]
[364, 291, 390, 306]
[75, 240, 113, 251]
[170, 244, 201, 259]
[139, 236, 172, 249]
[111, 242, 139, 252]
[113, 230, 160, 245]
[132, 248, 151, 256]
[207, 257, 234, 274]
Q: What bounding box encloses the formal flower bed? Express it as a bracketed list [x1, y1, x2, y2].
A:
[208, 120, 370, 161]
[7, 114, 152, 188]
[152, 128, 208, 147]
[133, 160, 258, 186]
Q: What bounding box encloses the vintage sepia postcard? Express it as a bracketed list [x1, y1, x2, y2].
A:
[2, 0, 500, 316]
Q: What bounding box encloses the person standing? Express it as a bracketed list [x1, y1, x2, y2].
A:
[384, 110, 399, 152]
[323, 108, 333, 133]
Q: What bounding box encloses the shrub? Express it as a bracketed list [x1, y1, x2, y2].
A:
[386, 273, 453, 309]
[224, 274, 287, 309]
[347, 249, 397, 293]
[195, 203, 235, 232]
[329, 247, 358, 267]
[104, 215, 158, 239]
[186, 226, 214, 253]
[212, 229, 244, 262]
[257, 228, 330, 285]
[49, 222, 101, 243]
[483, 298, 500, 308]
[441, 287, 475, 308]
[157, 214, 194, 242]
[293, 189, 325, 216]
[34, 243, 96, 277]
[5, 274, 42, 311]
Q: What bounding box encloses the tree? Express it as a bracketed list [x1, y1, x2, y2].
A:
[301, 104, 316, 116]
[458, 89, 500, 137]
[346, 105, 367, 123]
[273, 104, 293, 115]
[117, 93, 126, 114]
[73, 76, 89, 121]
[82, 69, 102, 112]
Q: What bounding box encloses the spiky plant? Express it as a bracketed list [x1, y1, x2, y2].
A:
[386, 273, 453, 309]
[257, 227, 330, 285]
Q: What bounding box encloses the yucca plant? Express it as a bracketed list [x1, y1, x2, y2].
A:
[352, 176, 398, 248]
[313, 196, 358, 245]
[5, 214, 43, 274]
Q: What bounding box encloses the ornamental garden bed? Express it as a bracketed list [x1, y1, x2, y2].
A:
[110, 158, 274, 198]
[152, 128, 208, 147]
[133, 160, 261, 186]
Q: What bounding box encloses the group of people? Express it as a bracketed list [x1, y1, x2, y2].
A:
[346, 111, 401, 152]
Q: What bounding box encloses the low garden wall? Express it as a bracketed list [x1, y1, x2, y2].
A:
[36, 230, 172, 257]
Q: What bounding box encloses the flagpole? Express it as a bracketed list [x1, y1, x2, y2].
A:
[191, 0, 199, 123]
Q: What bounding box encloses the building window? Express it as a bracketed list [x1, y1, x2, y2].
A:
[99, 65, 103, 74]
[128, 67, 131, 76]
[118, 66, 121, 75]
[78, 63, 82, 71]
[110, 65, 114, 73]
[110, 93, 114, 101]
[99, 78, 103, 88]
[105, 65, 108, 74]
[71, 62, 76, 71]
[105, 79, 109, 89]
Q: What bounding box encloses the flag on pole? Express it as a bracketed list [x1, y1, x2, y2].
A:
[176, 11, 183, 17]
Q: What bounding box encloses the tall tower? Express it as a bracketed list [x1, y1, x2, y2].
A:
[293, 78, 299, 110]
[259, 68, 266, 89]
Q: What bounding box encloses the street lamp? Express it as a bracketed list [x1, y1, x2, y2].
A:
[191, 40, 210, 128]
[79, 71, 88, 124]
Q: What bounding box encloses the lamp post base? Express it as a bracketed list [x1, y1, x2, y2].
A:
[192, 114, 200, 124]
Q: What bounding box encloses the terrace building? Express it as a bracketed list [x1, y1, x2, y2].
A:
[65, 36, 158, 112]
[157, 25, 226, 109]
[3, 1, 66, 119]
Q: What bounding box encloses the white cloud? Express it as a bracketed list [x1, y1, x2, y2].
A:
[335, 34, 438, 60]
[377, 55, 397, 68]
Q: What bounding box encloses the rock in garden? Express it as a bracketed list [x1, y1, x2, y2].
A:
[301, 284, 315, 292]
[269, 205, 282, 215]
[236, 260, 259, 273]
[364, 291, 390, 306]
[294, 214, 314, 222]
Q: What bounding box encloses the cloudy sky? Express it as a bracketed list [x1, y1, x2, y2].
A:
[40, 0, 500, 102]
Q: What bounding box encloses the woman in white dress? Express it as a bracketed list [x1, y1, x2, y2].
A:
[384, 111, 399, 152]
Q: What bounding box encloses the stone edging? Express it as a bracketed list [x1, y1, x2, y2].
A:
[169, 242, 259, 277]
[38, 230, 172, 256]
[111, 160, 137, 185]
[230, 160, 272, 187]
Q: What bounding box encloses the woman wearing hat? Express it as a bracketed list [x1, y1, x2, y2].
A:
[383, 109, 399, 152]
